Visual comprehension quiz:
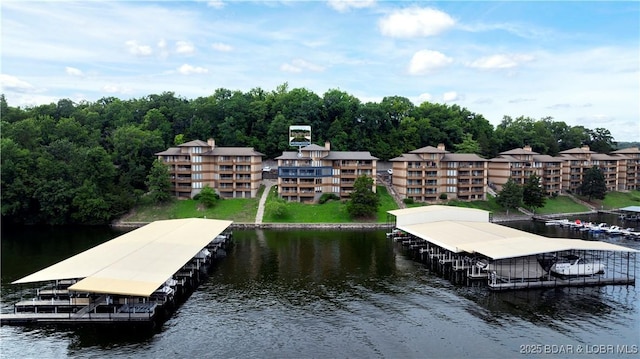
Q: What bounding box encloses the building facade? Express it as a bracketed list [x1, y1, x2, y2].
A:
[488, 146, 563, 196]
[276, 142, 378, 202]
[156, 139, 264, 199]
[390, 144, 488, 202]
[612, 147, 640, 191]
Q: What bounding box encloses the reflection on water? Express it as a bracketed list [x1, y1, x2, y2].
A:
[1, 223, 639, 358]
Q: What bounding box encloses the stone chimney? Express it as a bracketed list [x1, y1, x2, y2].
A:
[207, 138, 215, 150]
[581, 145, 590, 151]
[325, 141, 331, 151]
[437, 143, 445, 151]
[523, 145, 532, 152]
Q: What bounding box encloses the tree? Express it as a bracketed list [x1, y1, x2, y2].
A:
[198, 185, 219, 208]
[454, 133, 481, 154]
[522, 174, 546, 212]
[146, 159, 172, 203]
[347, 176, 379, 219]
[579, 166, 607, 201]
[496, 178, 523, 215]
[266, 199, 288, 219]
[587, 128, 616, 154]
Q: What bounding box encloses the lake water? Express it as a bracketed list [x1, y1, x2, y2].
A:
[1, 215, 639, 358]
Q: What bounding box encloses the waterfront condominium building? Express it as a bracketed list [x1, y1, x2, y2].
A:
[611, 147, 640, 191]
[275, 142, 378, 202]
[488, 145, 563, 196]
[558, 145, 625, 193]
[155, 139, 264, 199]
[389, 144, 488, 202]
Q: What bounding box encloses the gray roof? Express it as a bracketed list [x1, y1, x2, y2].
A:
[205, 147, 264, 156]
[302, 144, 328, 151]
[560, 147, 595, 154]
[390, 154, 423, 162]
[612, 147, 640, 154]
[155, 147, 181, 156]
[500, 148, 539, 155]
[409, 145, 449, 154]
[179, 140, 209, 147]
[276, 150, 377, 161]
[275, 151, 307, 160]
[323, 151, 378, 160]
[532, 154, 562, 162]
[441, 153, 487, 162]
[591, 153, 620, 161]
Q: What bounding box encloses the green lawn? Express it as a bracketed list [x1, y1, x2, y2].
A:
[121, 185, 639, 224]
[122, 187, 262, 223]
[534, 195, 589, 214]
[262, 185, 399, 223]
[446, 194, 506, 214]
[600, 190, 640, 209]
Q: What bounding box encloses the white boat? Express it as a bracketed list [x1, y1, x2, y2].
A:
[476, 256, 546, 281]
[545, 219, 571, 226]
[550, 255, 605, 277]
[589, 223, 609, 233]
[606, 226, 623, 235]
[386, 229, 405, 238]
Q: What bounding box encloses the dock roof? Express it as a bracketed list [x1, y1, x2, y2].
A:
[12, 218, 233, 297]
[389, 206, 637, 260]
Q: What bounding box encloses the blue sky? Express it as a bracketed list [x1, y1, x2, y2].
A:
[2, 1, 639, 142]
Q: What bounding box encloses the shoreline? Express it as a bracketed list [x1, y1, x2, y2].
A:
[110, 215, 538, 230]
[109, 210, 618, 230]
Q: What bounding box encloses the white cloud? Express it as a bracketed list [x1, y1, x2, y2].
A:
[102, 84, 132, 94]
[0, 74, 36, 93]
[280, 59, 325, 73]
[158, 39, 169, 58]
[379, 7, 455, 38]
[417, 93, 432, 103]
[176, 41, 195, 55]
[469, 54, 534, 70]
[207, 1, 225, 9]
[65, 67, 83, 76]
[443, 91, 461, 102]
[408, 50, 453, 75]
[177, 64, 208, 75]
[212, 42, 233, 52]
[125, 40, 153, 56]
[280, 63, 302, 73]
[328, 0, 376, 13]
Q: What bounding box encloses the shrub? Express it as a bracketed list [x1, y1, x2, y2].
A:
[319, 193, 340, 204]
[266, 200, 288, 218]
[439, 193, 448, 200]
[403, 198, 414, 205]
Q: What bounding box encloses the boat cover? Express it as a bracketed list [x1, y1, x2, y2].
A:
[12, 218, 232, 297]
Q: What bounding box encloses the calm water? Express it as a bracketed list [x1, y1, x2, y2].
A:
[1, 217, 639, 358]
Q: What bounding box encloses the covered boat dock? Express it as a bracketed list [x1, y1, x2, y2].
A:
[387, 206, 637, 290]
[1, 218, 233, 326]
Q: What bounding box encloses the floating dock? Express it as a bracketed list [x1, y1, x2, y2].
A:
[1, 218, 233, 327]
[387, 206, 638, 291]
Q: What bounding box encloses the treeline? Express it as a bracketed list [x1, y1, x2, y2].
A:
[0, 84, 622, 225]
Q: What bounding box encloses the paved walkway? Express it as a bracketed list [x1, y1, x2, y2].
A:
[378, 174, 406, 209]
[255, 180, 276, 224]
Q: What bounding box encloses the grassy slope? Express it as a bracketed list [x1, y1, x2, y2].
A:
[263, 185, 398, 223]
[121, 188, 639, 224]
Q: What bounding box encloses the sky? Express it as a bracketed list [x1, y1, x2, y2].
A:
[2, 0, 639, 142]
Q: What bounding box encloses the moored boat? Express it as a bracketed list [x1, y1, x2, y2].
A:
[550, 255, 604, 277]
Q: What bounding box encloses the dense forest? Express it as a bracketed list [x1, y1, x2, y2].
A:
[0, 84, 630, 225]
